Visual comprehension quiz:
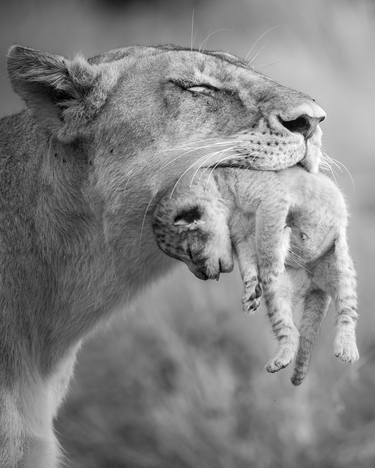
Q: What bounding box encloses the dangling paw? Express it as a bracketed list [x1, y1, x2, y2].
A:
[266, 345, 295, 373]
[241, 277, 262, 313]
[334, 331, 359, 363]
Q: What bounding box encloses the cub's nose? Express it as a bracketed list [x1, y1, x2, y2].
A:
[278, 103, 326, 139]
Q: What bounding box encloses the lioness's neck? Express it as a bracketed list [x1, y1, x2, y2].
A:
[0, 111, 172, 375]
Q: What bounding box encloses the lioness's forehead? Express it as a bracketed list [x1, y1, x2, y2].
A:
[158, 45, 249, 69]
[90, 44, 260, 88]
[89, 44, 248, 69]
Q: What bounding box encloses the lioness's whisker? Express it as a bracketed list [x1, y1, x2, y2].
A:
[198, 28, 232, 52]
[154, 140, 238, 175]
[196, 147, 238, 184]
[323, 152, 355, 189]
[188, 150, 223, 187]
[205, 151, 241, 184]
[199, 149, 262, 183]
[320, 158, 338, 184]
[168, 152, 218, 198]
[159, 138, 242, 154]
[139, 196, 157, 244]
[157, 151, 200, 173]
[245, 25, 281, 62]
[288, 249, 311, 273]
[159, 136, 235, 150]
[247, 44, 267, 67]
[158, 142, 243, 197]
[190, 147, 236, 187]
[190, 9, 195, 51]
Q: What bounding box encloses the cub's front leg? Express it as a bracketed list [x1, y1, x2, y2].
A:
[230, 211, 262, 313]
[255, 198, 291, 288]
[252, 200, 297, 372]
[263, 268, 300, 373]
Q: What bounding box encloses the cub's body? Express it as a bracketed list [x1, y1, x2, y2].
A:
[153, 166, 359, 383]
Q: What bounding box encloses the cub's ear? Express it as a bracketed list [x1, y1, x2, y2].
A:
[7, 45, 111, 141]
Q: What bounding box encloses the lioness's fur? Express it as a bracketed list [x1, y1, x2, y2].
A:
[0, 44, 325, 467]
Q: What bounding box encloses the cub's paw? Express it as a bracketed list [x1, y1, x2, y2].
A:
[241, 277, 262, 314]
[334, 332, 360, 363]
[266, 346, 294, 373]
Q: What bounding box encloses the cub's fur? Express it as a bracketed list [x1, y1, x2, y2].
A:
[153, 165, 359, 383]
[0, 43, 325, 467]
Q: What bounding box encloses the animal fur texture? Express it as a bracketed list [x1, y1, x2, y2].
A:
[0, 43, 325, 467]
[152, 163, 359, 384]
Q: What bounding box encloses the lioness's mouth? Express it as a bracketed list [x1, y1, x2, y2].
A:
[209, 162, 253, 169]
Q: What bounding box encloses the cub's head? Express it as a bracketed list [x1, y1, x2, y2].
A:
[7, 44, 325, 227]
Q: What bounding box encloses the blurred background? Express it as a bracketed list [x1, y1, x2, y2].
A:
[1, 0, 375, 466]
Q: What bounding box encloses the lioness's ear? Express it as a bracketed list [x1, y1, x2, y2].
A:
[7, 45, 109, 141]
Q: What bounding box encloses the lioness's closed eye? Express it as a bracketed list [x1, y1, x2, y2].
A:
[0, 43, 325, 467]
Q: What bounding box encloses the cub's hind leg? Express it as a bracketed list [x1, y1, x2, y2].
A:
[313, 235, 359, 363]
[264, 271, 299, 373]
[291, 289, 330, 386]
[332, 235, 359, 363]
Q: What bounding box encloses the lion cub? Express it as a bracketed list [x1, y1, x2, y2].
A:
[153, 166, 359, 384]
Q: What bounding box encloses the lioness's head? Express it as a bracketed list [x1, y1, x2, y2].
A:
[7, 44, 325, 229]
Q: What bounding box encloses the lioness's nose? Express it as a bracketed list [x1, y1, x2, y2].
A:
[278, 103, 326, 139]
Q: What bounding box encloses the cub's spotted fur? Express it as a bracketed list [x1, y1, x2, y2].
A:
[153, 165, 359, 383]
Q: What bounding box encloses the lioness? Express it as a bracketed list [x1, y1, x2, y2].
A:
[0, 44, 325, 467]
